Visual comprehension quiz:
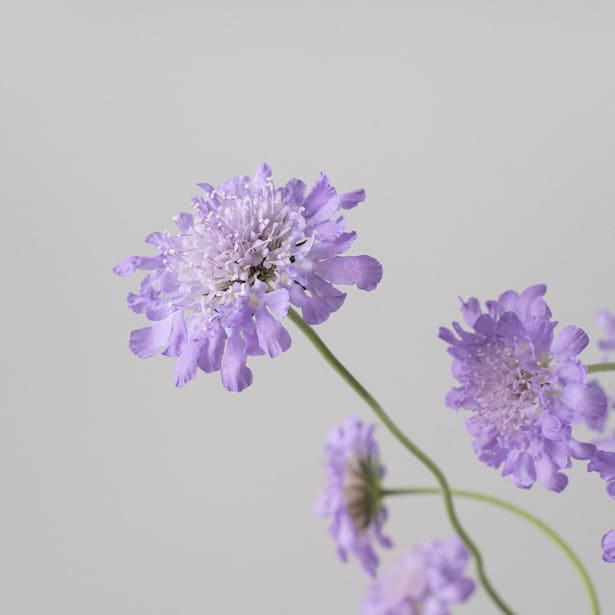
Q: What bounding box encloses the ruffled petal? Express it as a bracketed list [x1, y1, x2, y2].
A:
[337, 189, 365, 209]
[313, 255, 382, 291]
[543, 438, 571, 469]
[262, 288, 290, 320]
[289, 283, 331, 325]
[302, 172, 336, 219]
[145, 232, 172, 248]
[535, 455, 569, 492]
[460, 297, 481, 327]
[128, 313, 177, 359]
[174, 212, 193, 232]
[255, 307, 291, 358]
[220, 330, 253, 392]
[283, 178, 306, 205]
[113, 255, 163, 277]
[588, 450, 615, 481]
[511, 452, 536, 488]
[514, 284, 548, 321]
[561, 383, 607, 420]
[174, 341, 201, 387]
[252, 162, 272, 190]
[567, 438, 596, 460]
[197, 327, 226, 373]
[161, 312, 187, 357]
[307, 273, 347, 313]
[308, 231, 357, 260]
[541, 415, 567, 440]
[551, 325, 589, 358]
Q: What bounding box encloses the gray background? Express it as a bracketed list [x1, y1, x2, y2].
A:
[2, 1, 615, 613]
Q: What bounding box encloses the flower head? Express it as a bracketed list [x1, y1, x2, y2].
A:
[439, 284, 606, 492]
[114, 164, 382, 391]
[362, 537, 475, 615]
[315, 416, 391, 577]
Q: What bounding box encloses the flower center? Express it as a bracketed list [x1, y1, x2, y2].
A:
[471, 340, 546, 445]
[343, 456, 381, 532]
[167, 187, 307, 313]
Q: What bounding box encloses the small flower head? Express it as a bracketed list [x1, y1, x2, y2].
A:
[315, 416, 392, 577]
[114, 164, 382, 391]
[440, 284, 606, 492]
[362, 537, 475, 615]
[602, 530, 615, 563]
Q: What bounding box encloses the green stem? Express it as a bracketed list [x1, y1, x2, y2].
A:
[381, 487, 600, 615]
[288, 307, 515, 615]
[586, 362, 615, 374]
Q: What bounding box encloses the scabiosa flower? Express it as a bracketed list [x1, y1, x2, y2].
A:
[602, 530, 615, 563]
[362, 537, 475, 615]
[114, 164, 382, 391]
[439, 284, 606, 492]
[315, 416, 392, 577]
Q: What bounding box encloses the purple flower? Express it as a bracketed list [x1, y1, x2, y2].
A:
[315, 416, 392, 577]
[602, 530, 615, 563]
[114, 164, 382, 391]
[362, 537, 475, 615]
[440, 284, 606, 492]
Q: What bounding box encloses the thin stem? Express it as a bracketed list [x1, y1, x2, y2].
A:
[381, 487, 599, 615]
[288, 308, 515, 615]
[586, 362, 615, 374]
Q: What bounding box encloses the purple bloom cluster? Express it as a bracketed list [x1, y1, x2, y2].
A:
[316, 417, 392, 577]
[440, 285, 606, 492]
[114, 164, 382, 391]
[362, 537, 475, 615]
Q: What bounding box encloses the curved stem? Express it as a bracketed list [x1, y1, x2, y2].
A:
[587, 362, 615, 374]
[382, 487, 599, 615]
[288, 308, 515, 615]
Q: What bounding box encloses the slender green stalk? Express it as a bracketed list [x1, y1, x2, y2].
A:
[382, 487, 599, 615]
[288, 307, 515, 615]
[587, 362, 615, 374]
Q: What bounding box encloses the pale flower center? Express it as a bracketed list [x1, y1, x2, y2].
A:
[343, 456, 374, 532]
[472, 340, 548, 444]
[165, 187, 307, 312]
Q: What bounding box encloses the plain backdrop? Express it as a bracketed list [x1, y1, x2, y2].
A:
[2, 1, 615, 613]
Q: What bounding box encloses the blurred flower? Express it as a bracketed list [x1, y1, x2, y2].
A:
[439, 284, 606, 492]
[114, 164, 382, 391]
[601, 530, 615, 563]
[315, 416, 391, 577]
[362, 537, 475, 615]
